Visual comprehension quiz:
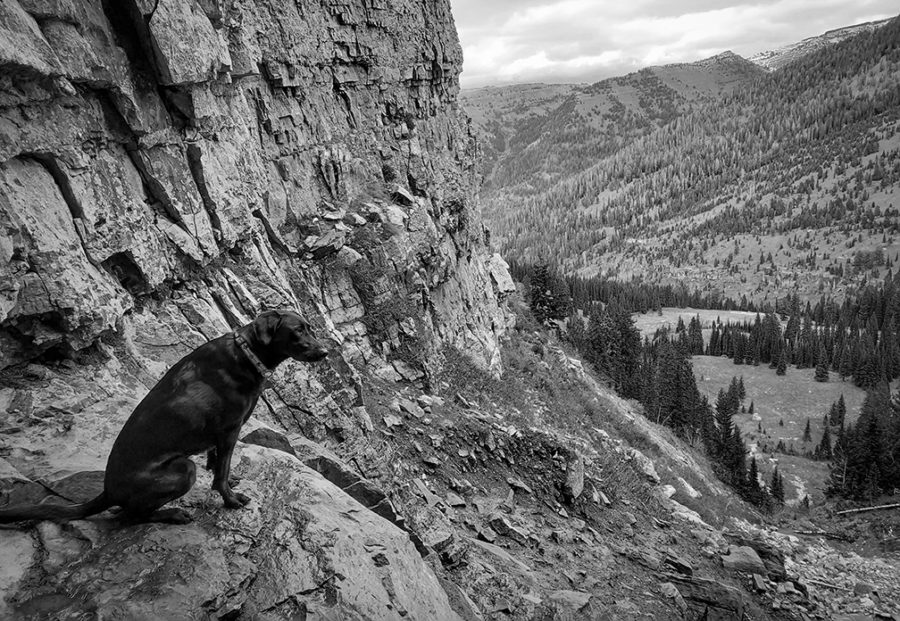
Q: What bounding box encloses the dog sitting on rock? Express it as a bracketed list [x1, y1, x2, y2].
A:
[0, 310, 328, 525]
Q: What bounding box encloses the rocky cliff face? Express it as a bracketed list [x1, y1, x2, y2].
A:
[0, 0, 512, 377]
[0, 0, 512, 617]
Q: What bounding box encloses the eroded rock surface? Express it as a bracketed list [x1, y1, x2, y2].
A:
[1, 444, 462, 620]
[0, 0, 512, 377]
[0, 0, 511, 616]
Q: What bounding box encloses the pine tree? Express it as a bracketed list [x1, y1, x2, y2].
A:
[528, 262, 552, 324]
[610, 305, 642, 399]
[748, 401, 755, 415]
[747, 457, 764, 505]
[771, 467, 785, 504]
[828, 401, 839, 426]
[835, 394, 847, 427]
[585, 306, 615, 372]
[814, 344, 829, 382]
[738, 376, 746, 401]
[726, 427, 747, 488]
[827, 424, 848, 497]
[733, 336, 744, 365]
[776, 346, 788, 376]
[817, 424, 832, 460]
[802, 418, 812, 443]
[687, 316, 704, 355]
[714, 389, 735, 456]
[728, 376, 741, 409]
[528, 262, 569, 324]
[567, 313, 586, 350]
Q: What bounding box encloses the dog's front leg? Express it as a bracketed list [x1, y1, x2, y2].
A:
[212, 429, 250, 508]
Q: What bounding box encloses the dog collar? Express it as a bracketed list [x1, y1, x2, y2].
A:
[233, 331, 273, 382]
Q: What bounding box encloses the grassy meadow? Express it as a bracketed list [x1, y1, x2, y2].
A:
[692, 354, 867, 503]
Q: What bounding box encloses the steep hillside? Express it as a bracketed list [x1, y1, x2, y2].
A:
[460, 52, 764, 194]
[749, 18, 893, 71]
[479, 16, 900, 302]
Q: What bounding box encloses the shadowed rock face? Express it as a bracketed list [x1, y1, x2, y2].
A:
[0, 0, 512, 378]
[0, 0, 511, 617]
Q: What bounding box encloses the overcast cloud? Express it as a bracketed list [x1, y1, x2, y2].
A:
[451, 0, 898, 88]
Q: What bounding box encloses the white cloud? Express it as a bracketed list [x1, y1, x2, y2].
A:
[451, 0, 898, 87]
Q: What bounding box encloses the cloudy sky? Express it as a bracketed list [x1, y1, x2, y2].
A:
[451, 0, 898, 88]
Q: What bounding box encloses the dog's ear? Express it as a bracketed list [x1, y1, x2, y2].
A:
[252, 310, 283, 346]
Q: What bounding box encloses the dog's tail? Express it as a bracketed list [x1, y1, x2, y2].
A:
[0, 491, 112, 523]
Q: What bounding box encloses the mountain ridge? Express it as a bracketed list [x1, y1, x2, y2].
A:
[749, 18, 893, 71]
[466, 14, 900, 303]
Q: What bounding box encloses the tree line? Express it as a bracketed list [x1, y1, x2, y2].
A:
[520, 260, 900, 505]
[520, 261, 784, 509]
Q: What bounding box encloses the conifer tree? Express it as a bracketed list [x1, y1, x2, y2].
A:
[802, 418, 812, 443]
[747, 457, 763, 504]
[776, 347, 788, 376]
[831, 394, 847, 427]
[827, 424, 848, 497]
[567, 314, 586, 350]
[771, 467, 785, 504]
[814, 344, 829, 382]
[688, 316, 704, 355]
[714, 389, 735, 456]
[817, 424, 832, 460]
[528, 262, 570, 324]
[528, 262, 552, 324]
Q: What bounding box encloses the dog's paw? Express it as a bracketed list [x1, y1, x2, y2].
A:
[223, 492, 251, 509]
[149, 508, 193, 524]
[165, 508, 194, 524]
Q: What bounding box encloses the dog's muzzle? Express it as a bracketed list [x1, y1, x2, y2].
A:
[308, 347, 328, 361]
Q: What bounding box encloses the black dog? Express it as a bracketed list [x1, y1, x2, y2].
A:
[0, 310, 328, 524]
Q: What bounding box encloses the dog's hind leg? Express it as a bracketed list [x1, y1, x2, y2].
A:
[120, 456, 197, 524]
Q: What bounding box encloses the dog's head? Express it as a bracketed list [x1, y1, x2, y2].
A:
[251, 310, 329, 363]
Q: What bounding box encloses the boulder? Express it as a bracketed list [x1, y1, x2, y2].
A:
[724, 534, 786, 580]
[563, 453, 585, 501]
[242, 427, 297, 458]
[507, 477, 533, 495]
[547, 590, 593, 615]
[659, 582, 688, 612]
[666, 575, 744, 620]
[853, 581, 876, 596]
[664, 552, 693, 577]
[306, 229, 346, 259]
[2, 445, 463, 620]
[399, 397, 426, 419]
[721, 545, 767, 575]
[627, 449, 661, 484]
[486, 254, 516, 295]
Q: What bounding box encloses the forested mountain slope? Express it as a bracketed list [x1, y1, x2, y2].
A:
[461, 52, 764, 194]
[471, 16, 900, 303]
